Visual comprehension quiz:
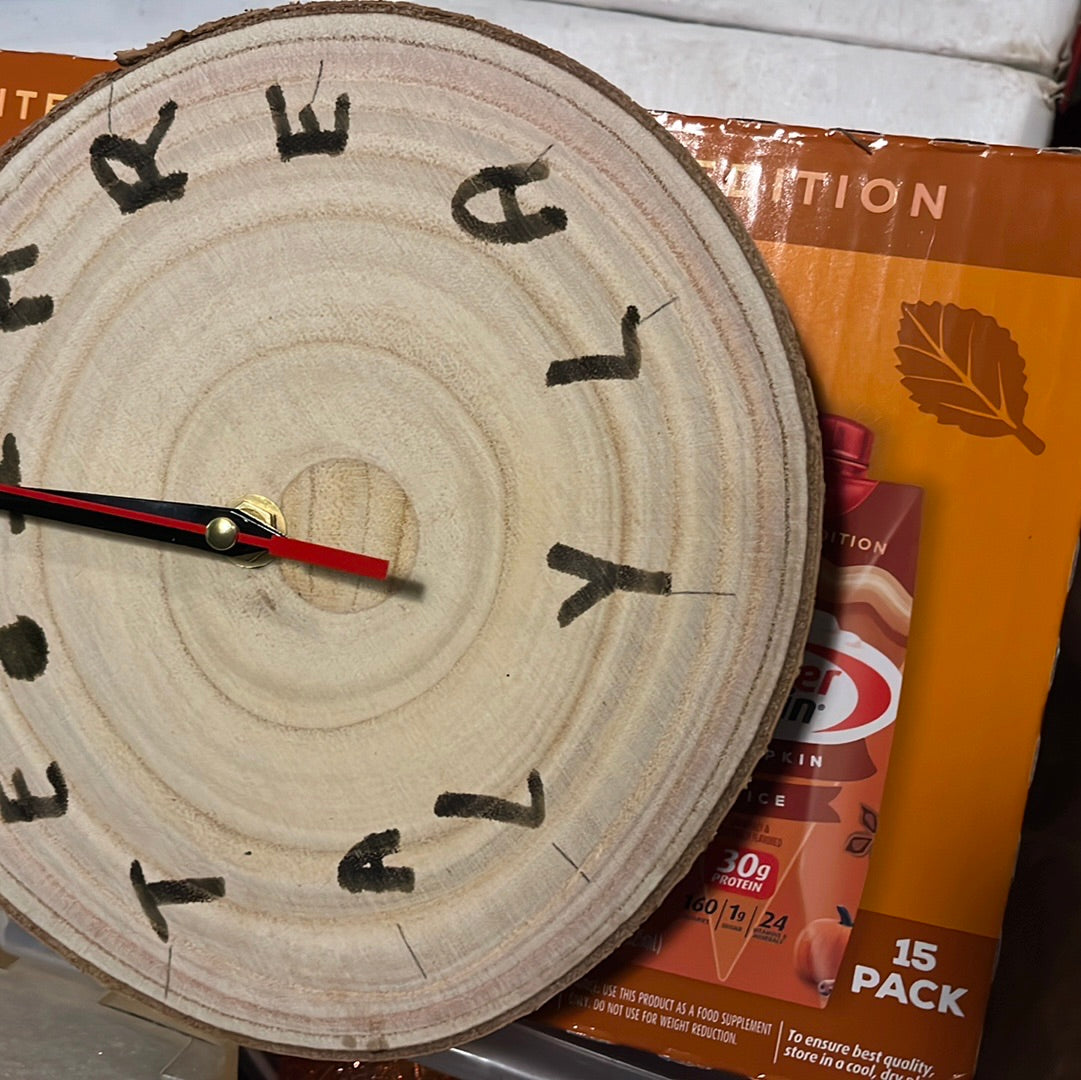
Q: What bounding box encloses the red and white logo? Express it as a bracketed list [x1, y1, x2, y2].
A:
[774, 611, 902, 745]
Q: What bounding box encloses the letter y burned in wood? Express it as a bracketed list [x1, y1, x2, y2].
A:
[547, 543, 672, 626]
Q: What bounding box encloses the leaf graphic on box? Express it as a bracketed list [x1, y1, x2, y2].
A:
[894, 301, 1045, 455]
[845, 832, 873, 857]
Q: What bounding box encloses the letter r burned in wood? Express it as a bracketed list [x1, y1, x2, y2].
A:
[89, 101, 188, 214]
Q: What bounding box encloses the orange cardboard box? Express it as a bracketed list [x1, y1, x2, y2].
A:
[0, 52, 116, 148]
[535, 117, 1081, 1079]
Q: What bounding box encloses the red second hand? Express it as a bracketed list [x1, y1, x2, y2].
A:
[0, 484, 390, 582]
[245, 532, 390, 580]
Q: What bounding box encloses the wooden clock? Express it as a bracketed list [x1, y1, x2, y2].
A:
[0, 1, 821, 1059]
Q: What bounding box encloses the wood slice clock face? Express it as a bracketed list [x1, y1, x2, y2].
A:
[0, 2, 820, 1059]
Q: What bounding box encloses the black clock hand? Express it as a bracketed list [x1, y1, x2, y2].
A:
[0, 484, 390, 580]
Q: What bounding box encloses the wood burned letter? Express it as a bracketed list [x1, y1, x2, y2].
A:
[0, 434, 24, 533]
[130, 860, 225, 942]
[265, 84, 350, 161]
[0, 615, 48, 681]
[451, 159, 567, 244]
[90, 100, 188, 213]
[0, 246, 52, 332]
[434, 770, 545, 828]
[0, 762, 67, 824]
[547, 306, 642, 385]
[338, 829, 415, 894]
[547, 543, 671, 626]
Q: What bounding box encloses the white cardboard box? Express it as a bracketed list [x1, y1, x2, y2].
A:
[447, 0, 1058, 145]
[2, 0, 1058, 146]
[544, 0, 1081, 75]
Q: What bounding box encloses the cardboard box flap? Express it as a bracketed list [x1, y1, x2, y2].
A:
[662, 116, 1081, 276]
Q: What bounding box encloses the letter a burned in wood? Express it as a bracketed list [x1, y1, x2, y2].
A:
[130, 860, 225, 942]
[265, 84, 350, 161]
[338, 829, 415, 894]
[548, 543, 671, 626]
[90, 101, 188, 214]
[452, 159, 568, 244]
[0, 762, 67, 824]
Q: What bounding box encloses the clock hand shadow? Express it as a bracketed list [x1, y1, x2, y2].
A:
[13, 517, 427, 600]
[372, 573, 425, 601]
[302, 565, 425, 601]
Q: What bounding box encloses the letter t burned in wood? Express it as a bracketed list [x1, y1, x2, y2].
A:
[130, 859, 225, 942]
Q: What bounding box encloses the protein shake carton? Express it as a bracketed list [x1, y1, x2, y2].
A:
[636, 414, 922, 1009]
[535, 118, 1081, 1080]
